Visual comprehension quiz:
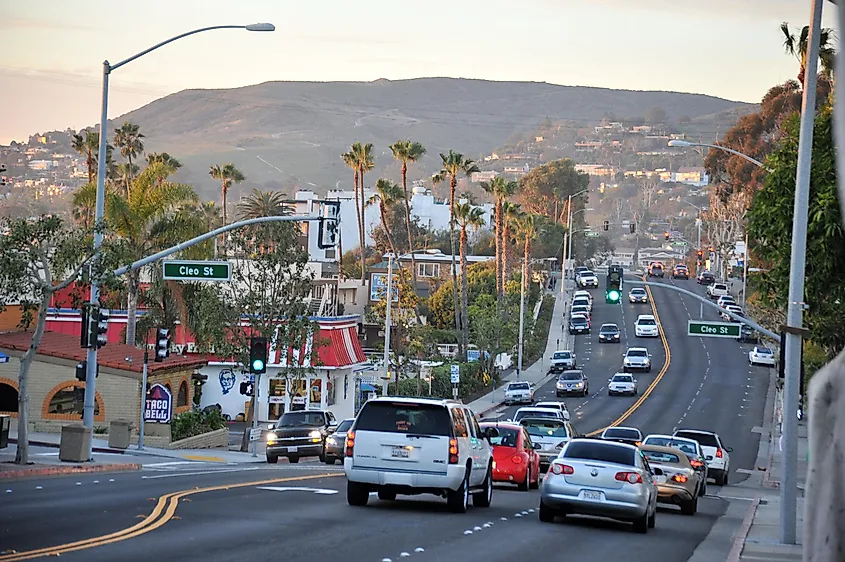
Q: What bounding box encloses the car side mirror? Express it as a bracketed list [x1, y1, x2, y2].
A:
[533, 443, 542, 450]
[725, 446, 733, 453]
[484, 427, 499, 440]
[652, 467, 664, 476]
[267, 423, 276, 430]
[327, 424, 338, 433]
[608, 379, 612, 383]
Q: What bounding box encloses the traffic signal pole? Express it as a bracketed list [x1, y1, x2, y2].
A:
[138, 349, 148, 450]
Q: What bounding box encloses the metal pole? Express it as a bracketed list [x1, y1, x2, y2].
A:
[781, 0, 822, 545]
[383, 254, 394, 393]
[83, 61, 111, 460]
[698, 217, 703, 318]
[516, 255, 526, 380]
[138, 349, 148, 450]
[251, 373, 260, 457]
[741, 231, 749, 309]
[566, 197, 574, 279]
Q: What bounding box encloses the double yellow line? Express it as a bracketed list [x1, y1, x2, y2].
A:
[586, 275, 672, 436]
[0, 473, 341, 561]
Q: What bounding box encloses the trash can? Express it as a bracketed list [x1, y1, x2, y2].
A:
[59, 424, 91, 462]
[0, 415, 9, 449]
[108, 420, 133, 450]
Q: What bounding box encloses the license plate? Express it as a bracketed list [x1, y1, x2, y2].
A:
[582, 490, 603, 501]
[391, 447, 410, 459]
[287, 446, 298, 453]
[654, 475, 666, 484]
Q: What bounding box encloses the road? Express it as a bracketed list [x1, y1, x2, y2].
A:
[0, 279, 770, 562]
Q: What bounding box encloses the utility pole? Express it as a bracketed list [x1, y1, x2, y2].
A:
[251, 372, 260, 457]
[137, 349, 148, 450]
[516, 256, 526, 380]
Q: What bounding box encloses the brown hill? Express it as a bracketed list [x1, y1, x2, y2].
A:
[112, 78, 754, 201]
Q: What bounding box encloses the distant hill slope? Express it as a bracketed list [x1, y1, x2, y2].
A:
[113, 78, 754, 201]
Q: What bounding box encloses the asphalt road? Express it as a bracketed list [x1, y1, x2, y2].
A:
[0, 279, 770, 562]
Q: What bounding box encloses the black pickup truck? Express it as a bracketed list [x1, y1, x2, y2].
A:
[265, 410, 338, 464]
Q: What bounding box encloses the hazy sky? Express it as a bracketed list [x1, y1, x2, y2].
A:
[0, 0, 837, 144]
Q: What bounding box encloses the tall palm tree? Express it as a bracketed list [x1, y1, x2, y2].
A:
[390, 140, 426, 288]
[113, 122, 145, 195]
[780, 21, 835, 85]
[481, 177, 517, 304]
[367, 179, 404, 257]
[342, 147, 366, 283]
[355, 143, 375, 283]
[209, 163, 245, 254]
[71, 130, 102, 184]
[237, 188, 289, 219]
[432, 150, 480, 358]
[455, 202, 486, 354]
[501, 201, 522, 290]
[146, 153, 182, 187]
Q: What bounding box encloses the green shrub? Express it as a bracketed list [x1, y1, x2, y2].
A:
[524, 295, 555, 365]
[171, 408, 227, 441]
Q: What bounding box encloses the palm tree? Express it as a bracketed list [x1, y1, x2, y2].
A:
[515, 212, 540, 337]
[481, 177, 517, 304]
[501, 201, 522, 290]
[209, 163, 245, 254]
[355, 143, 375, 283]
[113, 122, 145, 194]
[390, 140, 426, 288]
[146, 153, 182, 187]
[71, 130, 101, 184]
[455, 202, 486, 354]
[432, 150, 480, 358]
[780, 22, 835, 85]
[237, 188, 289, 219]
[367, 179, 404, 257]
[342, 147, 366, 283]
[196, 201, 222, 258]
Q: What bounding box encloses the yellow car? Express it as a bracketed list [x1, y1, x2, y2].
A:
[640, 444, 701, 515]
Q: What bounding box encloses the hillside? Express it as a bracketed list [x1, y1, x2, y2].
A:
[111, 78, 754, 201]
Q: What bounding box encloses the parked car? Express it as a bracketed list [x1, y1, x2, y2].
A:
[480, 422, 540, 491]
[720, 305, 744, 322]
[569, 315, 590, 335]
[738, 324, 758, 343]
[266, 410, 339, 464]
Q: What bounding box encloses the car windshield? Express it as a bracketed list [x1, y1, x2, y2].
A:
[582, 271, 595, 276]
[627, 350, 648, 358]
[573, 300, 590, 308]
[354, 402, 452, 436]
[514, 410, 559, 421]
[508, 382, 530, 391]
[335, 419, 353, 433]
[600, 325, 619, 333]
[603, 428, 640, 440]
[638, 318, 656, 326]
[277, 412, 326, 427]
[611, 374, 633, 383]
[643, 450, 681, 464]
[553, 352, 571, 359]
[522, 420, 569, 438]
[559, 372, 583, 381]
[644, 437, 698, 456]
[675, 431, 720, 448]
[484, 426, 520, 447]
[756, 348, 773, 355]
[563, 441, 635, 466]
[631, 289, 646, 295]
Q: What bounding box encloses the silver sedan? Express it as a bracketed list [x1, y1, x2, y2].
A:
[539, 439, 659, 533]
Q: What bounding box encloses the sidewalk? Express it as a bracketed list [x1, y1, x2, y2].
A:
[468, 281, 574, 416]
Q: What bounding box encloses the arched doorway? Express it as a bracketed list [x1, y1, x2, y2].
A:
[0, 382, 17, 413]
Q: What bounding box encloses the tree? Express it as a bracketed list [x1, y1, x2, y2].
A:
[113, 122, 145, 195]
[748, 105, 844, 358]
[237, 188, 289, 219]
[516, 159, 589, 223]
[455, 202, 486, 356]
[71, 130, 103, 184]
[367, 179, 404, 257]
[645, 107, 668, 125]
[342, 147, 365, 283]
[704, 188, 747, 280]
[481, 177, 517, 304]
[432, 150, 479, 359]
[390, 140, 427, 289]
[427, 262, 497, 330]
[209, 163, 245, 253]
[0, 216, 116, 465]
[469, 293, 517, 378]
[146, 153, 182, 187]
[780, 22, 835, 85]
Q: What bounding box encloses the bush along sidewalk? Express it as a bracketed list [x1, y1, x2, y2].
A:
[523, 294, 555, 365]
[171, 408, 227, 441]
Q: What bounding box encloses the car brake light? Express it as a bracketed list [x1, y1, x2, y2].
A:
[672, 474, 688, 483]
[551, 464, 574, 475]
[345, 431, 355, 457]
[690, 459, 703, 468]
[448, 438, 459, 464]
[615, 471, 643, 484]
[511, 455, 524, 464]
[716, 448, 723, 458]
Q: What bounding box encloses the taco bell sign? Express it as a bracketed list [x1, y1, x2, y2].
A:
[145, 383, 173, 423]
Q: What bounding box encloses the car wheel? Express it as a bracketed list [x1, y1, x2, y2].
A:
[266, 454, 279, 464]
[288, 456, 300, 464]
[447, 470, 470, 513]
[583, 389, 589, 397]
[318, 452, 326, 463]
[473, 465, 493, 507]
[539, 500, 557, 523]
[700, 481, 707, 497]
[378, 489, 397, 501]
[633, 511, 649, 534]
[718, 470, 729, 486]
[347, 481, 369, 506]
[681, 496, 698, 516]
[647, 505, 656, 528]
[518, 466, 530, 492]
[324, 456, 336, 465]
[530, 465, 540, 490]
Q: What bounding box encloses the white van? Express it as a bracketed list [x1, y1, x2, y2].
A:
[344, 397, 495, 513]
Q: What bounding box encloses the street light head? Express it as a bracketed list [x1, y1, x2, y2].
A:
[245, 23, 275, 31]
[668, 140, 692, 148]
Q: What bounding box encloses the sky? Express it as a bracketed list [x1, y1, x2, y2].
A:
[0, 0, 838, 144]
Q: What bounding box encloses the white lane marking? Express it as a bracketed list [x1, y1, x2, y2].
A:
[257, 486, 338, 495]
[141, 467, 262, 479]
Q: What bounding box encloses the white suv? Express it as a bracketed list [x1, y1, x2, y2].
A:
[623, 347, 652, 372]
[344, 397, 494, 513]
[707, 283, 729, 299]
[634, 314, 660, 337]
[673, 429, 732, 486]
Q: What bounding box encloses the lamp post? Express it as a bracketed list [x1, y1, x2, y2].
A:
[563, 191, 590, 281]
[517, 257, 557, 380]
[668, 140, 774, 172]
[82, 23, 275, 460]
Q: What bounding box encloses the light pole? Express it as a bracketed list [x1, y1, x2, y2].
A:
[82, 23, 275, 459]
[517, 257, 556, 380]
[668, 140, 774, 172]
[562, 191, 590, 282]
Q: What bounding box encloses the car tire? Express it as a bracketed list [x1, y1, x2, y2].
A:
[327, 457, 338, 465]
[518, 466, 530, 492]
[318, 452, 326, 463]
[378, 489, 397, 501]
[266, 454, 279, 464]
[681, 496, 698, 516]
[473, 465, 493, 507]
[700, 481, 707, 497]
[718, 470, 729, 486]
[530, 467, 540, 490]
[287, 456, 300, 463]
[447, 470, 470, 513]
[583, 389, 589, 397]
[633, 511, 649, 534]
[646, 367, 651, 373]
[647, 506, 656, 528]
[347, 481, 369, 506]
[539, 500, 557, 523]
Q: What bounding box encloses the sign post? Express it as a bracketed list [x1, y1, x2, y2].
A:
[137, 349, 148, 450]
[162, 260, 231, 282]
[144, 383, 173, 423]
[687, 320, 741, 339]
[450, 365, 460, 400]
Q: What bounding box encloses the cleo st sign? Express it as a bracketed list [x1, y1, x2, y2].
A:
[687, 320, 741, 338]
[145, 383, 173, 423]
[162, 260, 231, 281]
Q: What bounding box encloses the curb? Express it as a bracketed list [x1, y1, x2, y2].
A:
[0, 462, 142, 480]
[8, 438, 126, 455]
[726, 497, 761, 562]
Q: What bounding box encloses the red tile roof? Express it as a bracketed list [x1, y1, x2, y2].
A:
[0, 331, 207, 374]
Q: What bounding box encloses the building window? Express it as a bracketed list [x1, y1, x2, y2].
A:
[418, 262, 441, 278]
[46, 384, 100, 417]
[0, 381, 18, 413]
[177, 381, 189, 407]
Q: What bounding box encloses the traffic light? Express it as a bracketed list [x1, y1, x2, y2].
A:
[709, 246, 714, 253]
[664, 232, 670, 240]
[602, 220, 609, 231]
[318, 201, 340, 249]
[75, 360, 98, 381]
[239, 381, 254, 396]
[88, 307, 110, 349]
[154, 328, 171, 362]
[629, 223, 636, 234]
[606, 269, 622, 304]
[249, 337, 268, 374]
[80, 308, 90, 348]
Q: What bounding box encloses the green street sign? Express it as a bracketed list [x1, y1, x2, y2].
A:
[585, 231, 600, 237]
[162, 260, 231, 281]
[687, 320, 741, 338]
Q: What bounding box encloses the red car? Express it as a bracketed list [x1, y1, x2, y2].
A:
[480, 422, 541, 491]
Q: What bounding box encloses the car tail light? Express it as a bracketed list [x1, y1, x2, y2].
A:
[615, 472, 643, 484]
[690, 459, 703, 469]
[345, 431, 355, 457]
[672, 474, 688, 483]
[511, 455, 524, 464]
[551, 464, 574, 475]
[448, 439, 459, 464]
[716, 448, 723, 458]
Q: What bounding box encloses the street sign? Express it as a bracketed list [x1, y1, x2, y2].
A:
[584, 231, 600, 238]
[687, 320, 741, 338]
[144, 383, 173, 423]
[249, 428, 263, 442]
[162, 260, 231, 282]
[450, 364, 460, 384]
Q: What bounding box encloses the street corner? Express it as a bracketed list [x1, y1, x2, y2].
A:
[0, 461, 142, 480]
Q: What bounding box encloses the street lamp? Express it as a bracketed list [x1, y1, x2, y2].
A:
[82, 23, 275, 458]
[667, 140, 773, 172]
[517, 257, 557, 380]
[561, 190, 591, 287]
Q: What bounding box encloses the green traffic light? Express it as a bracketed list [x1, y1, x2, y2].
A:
[608, 290, 620, 302]
[252, 359, 264, 371]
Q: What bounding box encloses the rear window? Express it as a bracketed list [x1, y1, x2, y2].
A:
[522, 420, 569, 438]
[335, 419, 353, 433]
[484, 426, 520, 447]
[571, 317, 588, 325]
[354, 402, 452, 436]
[675, 431, 719, 448]
[514, 410, 558, 422]
[644, 437, 698, 456]
[508, 382, 530, 391]
[603, 428, 640, 440]
[563, 441, 635, 466]
[643, 450, 681, 464]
